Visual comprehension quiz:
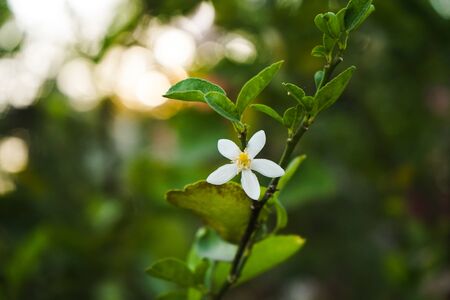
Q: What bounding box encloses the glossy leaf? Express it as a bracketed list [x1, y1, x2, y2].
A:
[213, 235, 305, 288]
[204, 92, 240, 122]
[283, 107, 297, 128]
[323, 34, 336, 51]
[273, 196, 288, 232]
[283, 105, 305, 129]
[314, 70, 324, 89]
[194, 228, 237, 262]
[250, 104, 284, 124]
[302, 96, 315, 113]
[282, 83, 305, 105]
[344, 0, 375, 32]
[278, 155, 307, 190]
[314, 14, 331, 36]
[336, 7, 347, 30]
[166, 181, 252, 244]
[236, 61, 283, 115]
[240, 235, 305, 282]
[314, 66, 356, 114]
[146, 258, 196, 288]
[311, 45, 328, 58]
[323, 12, 341, 38]
[164, 78, 225, 102]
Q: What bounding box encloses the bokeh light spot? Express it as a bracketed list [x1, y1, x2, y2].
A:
[57, 58, 100, 111]
[0, 136, 29, 173]
[224, 34, 256, 63]
[135, 71, 171, 108]
[153, 27, 196, 68]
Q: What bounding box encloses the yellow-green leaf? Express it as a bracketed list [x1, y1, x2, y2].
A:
[213, 235, 305, 289]
[157, 291, 187, 300]
[146, 258, 196, 288]
[278, 155, 307, 190]
[166, 181, 252, 244]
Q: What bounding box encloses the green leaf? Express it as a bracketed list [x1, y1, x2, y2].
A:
[195, 228, 237, 262]
[323, 12, 341, 38]
[166, 181, 252, 244]
[336, 8, 347, 31]
[344, 0, 375, 32]
[314, 70, 324, 89]
[187, 289, 202, 300]
[194, 259, 210, 285]
[158, 291, 188, 300]
[283, 84, 312, 115]
[314, 66, 355, 114]
[157, 291, 187, 300]
[323, 34, 336, 52]
[213, 235, 305, 288]
[311, 45, 327, 58]
[302, 96, 315, 113]
[273, 196, 288, 232]
[314, 14, 331, 36]
[236, 61, 283, 115]
[204, 92, 240, 122]
[146, 258, 196, 288]
[282, 83, 305, 105]
[250, 104, 283, 124]
[283, 107, 297, 128]
[278, 155, 307, 190]
[164, 78, 226, 102]
[286, 105, 305, 130]
[240, 235, 305, 282]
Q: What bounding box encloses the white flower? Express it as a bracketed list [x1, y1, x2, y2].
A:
[206, 130, 285, 200]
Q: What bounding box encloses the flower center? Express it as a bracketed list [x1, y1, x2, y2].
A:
[236, 152, 251, 170]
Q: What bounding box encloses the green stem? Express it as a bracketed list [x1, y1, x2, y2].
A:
[233, 122, 248, 149]
[215, 46, 344, 300]
[239, 126, 248, 149]
[214, 123, 309, 299]
[317, 55, 343, 91]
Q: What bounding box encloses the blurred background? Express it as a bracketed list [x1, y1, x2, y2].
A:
[0, 0, 449, 299]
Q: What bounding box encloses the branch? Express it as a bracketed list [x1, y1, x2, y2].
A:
[214, 123, 309, 299]
[215, 45, 344, 300]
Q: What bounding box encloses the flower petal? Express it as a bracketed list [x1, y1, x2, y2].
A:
[241, 169, 260, 200]
[246, 130, 266, 158]
[251, 159, 285, 178]
[206, 163, 238, 185]
[218, 139, 241, 160]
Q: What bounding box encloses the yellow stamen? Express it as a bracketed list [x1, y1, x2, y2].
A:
[236, 152, 251, 170]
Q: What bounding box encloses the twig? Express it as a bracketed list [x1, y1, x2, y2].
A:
[215, 47, 344, 300]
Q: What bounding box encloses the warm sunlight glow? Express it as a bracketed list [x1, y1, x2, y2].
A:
[57, 58, 100, 111]
[0, 136, 28, 174]
[0, 174, 15, 195]
[0, 18, 23, 51]
[135, 71, 171, 108]
[153, 27, 196, 68]
[1, 0, 128, 111]
[224, 34, 256, 63]
[180, 2, 215, 38]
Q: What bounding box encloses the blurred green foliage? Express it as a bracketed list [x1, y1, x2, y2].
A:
[0, 0, 449, 299]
